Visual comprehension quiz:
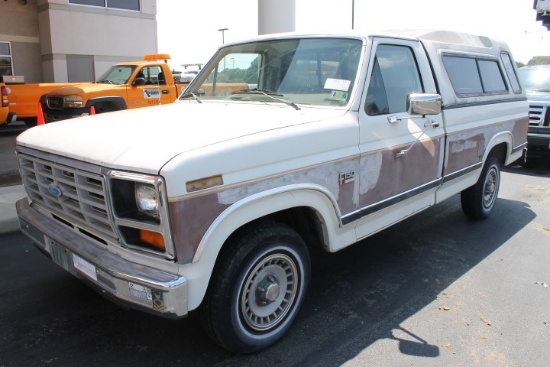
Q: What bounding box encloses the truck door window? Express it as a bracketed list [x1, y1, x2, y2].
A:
[365, 44, 423, 116]
[140, 66, 164, 85]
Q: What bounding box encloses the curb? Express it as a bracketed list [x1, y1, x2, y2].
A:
[0, 185, 26, 235]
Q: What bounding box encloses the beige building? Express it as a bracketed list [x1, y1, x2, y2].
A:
[0, 0, 157, 83]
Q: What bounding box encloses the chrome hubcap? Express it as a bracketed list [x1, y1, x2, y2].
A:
[241, 253, 298, 331]
[256, 275, 281, 304]
[483, 167, 498, 209]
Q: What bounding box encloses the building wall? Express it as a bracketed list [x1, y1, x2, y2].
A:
[0, 0, 42, 82]
[0, 0, 157, 83]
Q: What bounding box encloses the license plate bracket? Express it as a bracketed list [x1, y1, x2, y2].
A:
[72, 253, 98, 282]
[48, 239, 71, 272]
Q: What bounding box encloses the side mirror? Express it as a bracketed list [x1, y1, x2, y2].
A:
[133, 77, 145, 86]
[407, 93, 442, 115]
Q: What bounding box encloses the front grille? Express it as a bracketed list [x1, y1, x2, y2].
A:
[18, 154, 117, 241]
[528, 104, 550, 127]
[46, 96, 64, 110]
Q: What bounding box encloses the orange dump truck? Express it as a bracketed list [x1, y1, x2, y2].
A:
[5, 54, 188, 126]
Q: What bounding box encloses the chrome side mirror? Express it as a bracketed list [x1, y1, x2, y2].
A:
[407, 93, 442, 115]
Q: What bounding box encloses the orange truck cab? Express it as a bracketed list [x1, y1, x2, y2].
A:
[40, 54, 187, 123]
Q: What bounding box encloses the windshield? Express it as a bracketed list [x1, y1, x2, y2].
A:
[96, 65, 136, 84]
[180, 37, 363, 107]
[518, 66, 550, 92]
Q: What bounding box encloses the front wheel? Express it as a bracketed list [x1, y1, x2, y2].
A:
[461, 156, 500, 220]
[200, 221, 310, 353]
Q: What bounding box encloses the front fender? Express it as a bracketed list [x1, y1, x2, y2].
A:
[182, 184, 354, 310]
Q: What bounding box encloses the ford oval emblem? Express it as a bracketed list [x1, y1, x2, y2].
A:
[47, 183, 62, 198]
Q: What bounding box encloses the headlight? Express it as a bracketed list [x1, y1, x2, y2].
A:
[63, 95, 83, 108]
[135, 183, 159, 219]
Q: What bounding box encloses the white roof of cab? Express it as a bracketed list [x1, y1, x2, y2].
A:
[227, 29, 510, 54]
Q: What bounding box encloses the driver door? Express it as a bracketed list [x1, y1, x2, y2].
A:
[354, 38, 445, 239]
[129, 65, 173, 108]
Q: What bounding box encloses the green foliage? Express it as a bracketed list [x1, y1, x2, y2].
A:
[527, 56, 550, 66]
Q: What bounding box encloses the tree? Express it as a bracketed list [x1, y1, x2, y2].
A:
[528, 56, 550, 66]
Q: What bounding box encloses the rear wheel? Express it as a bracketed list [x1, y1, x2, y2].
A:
[200, 221, 310, 353]
[461, 156, 500, 220]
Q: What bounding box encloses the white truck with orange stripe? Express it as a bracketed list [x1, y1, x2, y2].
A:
[16, 30, 528, 353]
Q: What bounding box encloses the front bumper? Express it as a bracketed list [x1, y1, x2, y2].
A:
[16, 198, 188, 319]
[43, 107, 88, 123]
[527, 125, 550, 151]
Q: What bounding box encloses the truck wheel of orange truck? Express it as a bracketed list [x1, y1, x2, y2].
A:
[200, 220, 311, 353]
[21, 118, 37, 128]
[92, 101, 120, 114]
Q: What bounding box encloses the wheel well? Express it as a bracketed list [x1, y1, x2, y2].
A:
[268, 207, 326, 249]
[224, 207, 327, 253]
[488, 142, 507, 165]
[93, 100, 121, 113]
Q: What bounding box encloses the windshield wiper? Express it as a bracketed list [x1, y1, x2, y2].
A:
[232, 88, 283, 97]
[98, 79, 115, 84]
[232, 88, 300, 110]
[529, 88, 550, 93]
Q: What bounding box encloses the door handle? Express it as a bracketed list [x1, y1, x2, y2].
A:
[424, 120, 440, 128]
[162, 90, 170, 94]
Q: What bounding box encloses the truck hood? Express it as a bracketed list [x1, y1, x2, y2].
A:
[526, 91, 550, 103]
[47, 83, 121, 95]
[16, 101, 346, 173]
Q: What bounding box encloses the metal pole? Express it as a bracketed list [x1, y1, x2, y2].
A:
[351, 0, 355, 30]
[218, 28, 228, 44]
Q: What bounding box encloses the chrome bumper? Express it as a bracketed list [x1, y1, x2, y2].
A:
[16, 198, 188, 319]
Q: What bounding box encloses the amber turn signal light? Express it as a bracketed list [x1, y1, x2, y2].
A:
[139, 230, 165, 251]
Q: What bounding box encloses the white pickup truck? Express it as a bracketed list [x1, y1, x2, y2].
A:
[16, 30, 528, 353]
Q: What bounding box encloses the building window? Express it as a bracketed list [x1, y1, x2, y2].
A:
[0, 42, 14, 77]
[69, 0, 140, 11]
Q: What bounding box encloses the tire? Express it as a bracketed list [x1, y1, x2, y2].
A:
[93, 103, 117, 114]
[200, 221, 310, 353]
[461, 156, 500, 220]
[21, 118, 37, 128]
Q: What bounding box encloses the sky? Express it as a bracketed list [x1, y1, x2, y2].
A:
[157, 0, 550, 70]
